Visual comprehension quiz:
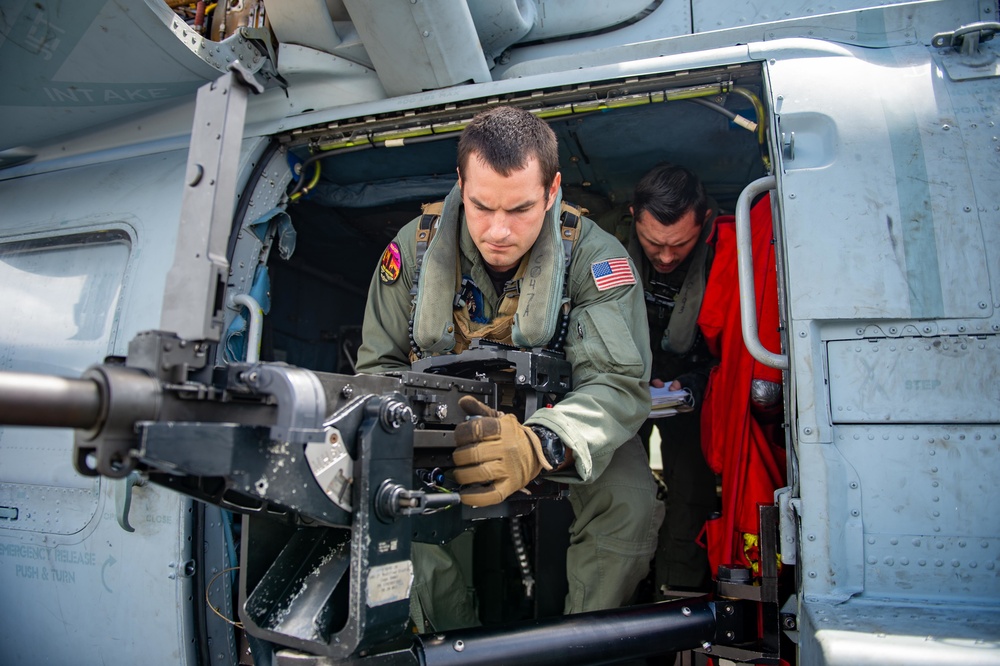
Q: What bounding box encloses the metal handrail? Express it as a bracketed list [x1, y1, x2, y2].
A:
[735, 176, 788, 370]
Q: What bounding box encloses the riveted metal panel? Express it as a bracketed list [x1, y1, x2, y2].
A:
[828, 336, 1000, 423]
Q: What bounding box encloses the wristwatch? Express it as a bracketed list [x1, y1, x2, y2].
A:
[530, 425, 566, 469]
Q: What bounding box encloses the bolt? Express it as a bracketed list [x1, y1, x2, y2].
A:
[682, 606, 692, 616]
[517, 374, 527, 383]
[725, 631, 736, 641]
[341, 384, 354, 399]
[453, 640, 465, 652]
[702, 642, 713, 653]
[435, 404, 448, 419]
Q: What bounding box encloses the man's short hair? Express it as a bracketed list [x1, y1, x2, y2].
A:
[632, 163, 708, 227]
[457, 106, 559, 191]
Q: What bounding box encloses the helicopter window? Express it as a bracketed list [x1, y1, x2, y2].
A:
[0, 230, 131, 521]
[0, 230, 131, 368]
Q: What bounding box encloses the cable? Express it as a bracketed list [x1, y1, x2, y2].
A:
[688, 97, 758, 133]
[731, 86, 770, 171]
[205, 566, 244, 628]
[286, 132, 459, 202]
[288, 159, 321, 202]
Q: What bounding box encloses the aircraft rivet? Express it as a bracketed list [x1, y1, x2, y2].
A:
[682, 606, 692, 616]
[453, 640, 465, 652]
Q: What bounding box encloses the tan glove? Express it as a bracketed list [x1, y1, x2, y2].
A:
[452, 395, 552, 507]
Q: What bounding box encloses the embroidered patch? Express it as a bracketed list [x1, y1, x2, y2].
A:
[591, 258, 636, 291]
[379, 242, 402, 284]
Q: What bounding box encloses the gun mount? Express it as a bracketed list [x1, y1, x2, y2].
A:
[0, 329, 783, 664]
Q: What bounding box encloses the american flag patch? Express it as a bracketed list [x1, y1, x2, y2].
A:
[591, 258, 636, 291]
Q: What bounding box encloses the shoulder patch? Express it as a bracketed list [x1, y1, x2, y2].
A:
[591, 258, 636, 291]
[379, 242, 402, 284]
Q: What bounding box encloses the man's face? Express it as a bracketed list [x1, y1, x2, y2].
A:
[459, 153, 561, 272]
[633, 207, 702, 274]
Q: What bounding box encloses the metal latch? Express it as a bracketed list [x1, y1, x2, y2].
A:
[114, 470, 145, 533]
[931, 22, 1000, 81]
[931, 21, 999, 55]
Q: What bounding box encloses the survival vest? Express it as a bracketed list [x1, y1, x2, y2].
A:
[408, 185, 583, 360]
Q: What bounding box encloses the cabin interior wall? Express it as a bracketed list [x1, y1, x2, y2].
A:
[267, 76, 767, 374]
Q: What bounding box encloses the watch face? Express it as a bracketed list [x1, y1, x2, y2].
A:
[532, 426, 565, 467]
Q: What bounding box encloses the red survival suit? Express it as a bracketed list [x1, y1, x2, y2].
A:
[698, 193, 786, 577]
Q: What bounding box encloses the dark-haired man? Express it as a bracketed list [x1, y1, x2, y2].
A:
[603, 163, 720, 595]
[357, 106, 663, 630]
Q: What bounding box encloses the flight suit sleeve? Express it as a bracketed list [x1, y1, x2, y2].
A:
[355, 219, 421, 374]
[524, 220, 652, 483]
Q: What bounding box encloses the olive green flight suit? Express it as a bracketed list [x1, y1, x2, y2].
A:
[357, 188, 663, 629]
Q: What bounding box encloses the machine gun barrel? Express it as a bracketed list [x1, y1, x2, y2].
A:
[0, 370, 102, 429]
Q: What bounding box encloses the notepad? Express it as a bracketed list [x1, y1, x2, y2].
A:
[649, 385, 694, 418]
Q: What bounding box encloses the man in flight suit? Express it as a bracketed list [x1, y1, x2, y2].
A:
[356, 106, 663, 630]
[601, 163, 720, 595]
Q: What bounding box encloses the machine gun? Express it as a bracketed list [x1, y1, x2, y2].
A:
[0, 332, 784, 666]
[0, 331, 740, 665]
